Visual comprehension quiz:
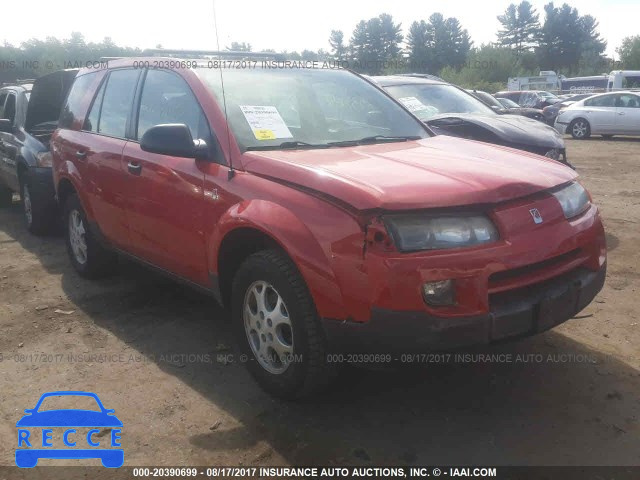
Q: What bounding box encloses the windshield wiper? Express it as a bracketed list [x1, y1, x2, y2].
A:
[246, 141, 330, 151]
[327, 135, 422, 147]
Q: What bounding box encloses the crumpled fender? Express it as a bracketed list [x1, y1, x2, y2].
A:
[208, 199, 349, 320]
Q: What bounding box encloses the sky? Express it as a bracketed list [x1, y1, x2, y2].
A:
[3, 0, 638, 60]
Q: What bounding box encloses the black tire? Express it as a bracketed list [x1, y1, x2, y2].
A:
[231, 249, 338, 399]
[63, 193, 116, 278]
[569, 118, 591, 140]
[19, 172, 55, 235]
[0, 184, 12, 207]
[602, 134, 614, 140]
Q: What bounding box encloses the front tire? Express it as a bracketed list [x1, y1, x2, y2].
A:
[569, 118, 591, 139]
[232, 249, 337, 399]
[64, 193, 116, 278]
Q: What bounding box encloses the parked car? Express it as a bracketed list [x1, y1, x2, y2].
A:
[52, 58, 606, 398]
[495, 90, 561, 109]
[468, 89, 545, 122]
[555, 91, 640, 139]
[0, 70, 77, 233]
[373, 76, 569, 165]
[542, 94, 594, 126]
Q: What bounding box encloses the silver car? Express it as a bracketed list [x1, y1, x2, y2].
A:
[555, 91, 640, 139]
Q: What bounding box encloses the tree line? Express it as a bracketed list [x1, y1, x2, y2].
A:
[1, 2, 639, 91]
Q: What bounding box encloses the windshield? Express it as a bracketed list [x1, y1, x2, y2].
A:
[498, 97, 520, 108]
[197, 68, 428, 151]
[384, 84, 495, 121]
[471, 91, 504, 109]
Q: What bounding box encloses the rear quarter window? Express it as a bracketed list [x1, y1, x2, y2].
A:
[59, 72, 99, 129]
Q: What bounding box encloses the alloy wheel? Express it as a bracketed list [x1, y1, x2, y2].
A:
[243, 280, 294, 374]
[69, 210, 88, 265]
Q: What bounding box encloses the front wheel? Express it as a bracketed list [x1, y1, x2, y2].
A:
[232, 249, 337, 399]
[64, 193, 116, 278]
[20, 174, 55, 235]
[569, 118, 591, 139]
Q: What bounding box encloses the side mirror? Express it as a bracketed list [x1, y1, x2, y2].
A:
[140, 124, 208, 160]
[0, 119, 12, 133]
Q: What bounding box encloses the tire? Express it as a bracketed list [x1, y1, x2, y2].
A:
[0, 184, 12, 207]
[63, 193, 116, 278]
[602, 134, 614, 140]
[569, 118, 591, 140]
[20, 172, 55, 235]
[231, 249, 338, 399]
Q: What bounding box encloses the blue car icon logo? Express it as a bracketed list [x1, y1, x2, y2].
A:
[16, 391, 123, 468]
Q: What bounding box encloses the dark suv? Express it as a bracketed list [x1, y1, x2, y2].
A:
[52, 57, 606, 398]
[0, 70, 77, 233]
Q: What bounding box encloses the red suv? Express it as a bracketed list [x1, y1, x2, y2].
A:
[52, 57, 606, 398]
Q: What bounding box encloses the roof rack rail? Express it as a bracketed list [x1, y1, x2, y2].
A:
[141, 49, 286, 61]
[1, 79, 35, 87]
[397, 73, 446, 83]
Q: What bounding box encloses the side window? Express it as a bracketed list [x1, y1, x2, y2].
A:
[136, 69, 208, 141]
[59, 73, 98, 129]
[0, 93, 7, 118]
[98, 69, 140, 138]
[585, 95, 614, 108]
[84, 78, 107, 132]
[616, 94, 640, 108]
[2, 93, 16, 123]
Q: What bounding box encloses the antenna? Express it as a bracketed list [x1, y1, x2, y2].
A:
[212, 0, 235, 180]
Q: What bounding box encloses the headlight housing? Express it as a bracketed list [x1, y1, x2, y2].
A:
[383, 214, 499, 252]
[552, 182, 591, 219]
[35, 152, 52, 168]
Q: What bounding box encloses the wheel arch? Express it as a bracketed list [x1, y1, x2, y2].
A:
[210, 200, 348, 321]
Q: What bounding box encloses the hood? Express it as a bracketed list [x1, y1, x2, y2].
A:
[25, 69, 78, 132]
[426, 113, 564, 149]
[241, 136, 576, 211]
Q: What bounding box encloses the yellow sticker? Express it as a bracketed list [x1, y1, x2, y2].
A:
[254, 129, 276, 140]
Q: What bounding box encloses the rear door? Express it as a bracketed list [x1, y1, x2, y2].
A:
[81, 69, 141, 249]
[613, 93, 640, 135]
[121, 68, 210, 284]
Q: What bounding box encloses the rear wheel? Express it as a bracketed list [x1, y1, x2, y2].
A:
[64, 193, 116, 278]
[569, 118, 591, 139]
[0, 184, 12, 207]
[20, 173, 55, 235]
[232, 249, 337, 399]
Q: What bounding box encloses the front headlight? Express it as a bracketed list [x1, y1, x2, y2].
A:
[552, 182, 591, 219]
[35, 152, 52, 168]
[383, 214, 499, 252]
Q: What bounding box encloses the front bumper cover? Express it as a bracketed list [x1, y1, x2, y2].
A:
[322, 264, 605, 353]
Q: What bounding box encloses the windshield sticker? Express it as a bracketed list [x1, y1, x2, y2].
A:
[398, 96, 428, 112]
[239, 106, 293, 140]
[397, 97, 440, 116]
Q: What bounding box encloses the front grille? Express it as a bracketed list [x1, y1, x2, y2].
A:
[489, 248, 583, 294]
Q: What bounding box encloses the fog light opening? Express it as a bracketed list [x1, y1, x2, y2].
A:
[422, 280, 456, 306]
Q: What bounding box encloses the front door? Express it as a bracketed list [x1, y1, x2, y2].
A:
[121, 69, 211, 285]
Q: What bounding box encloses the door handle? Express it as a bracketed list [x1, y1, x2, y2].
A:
[75, 150, 87, 159]
[127, 162, 142, 175]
